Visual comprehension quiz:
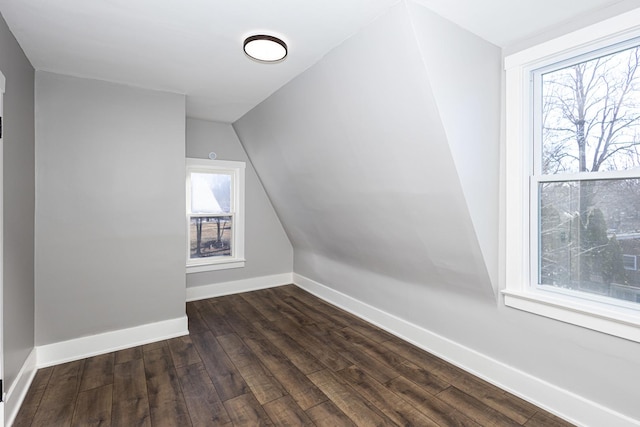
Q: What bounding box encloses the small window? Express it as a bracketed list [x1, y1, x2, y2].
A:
[186, 158, 245, 273]
[623, 255, 637, 271]
[504, 10, 640, 342]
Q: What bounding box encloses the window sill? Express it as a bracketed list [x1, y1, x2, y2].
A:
[186, 259, 246, 274]
[502, 289, 640, 342]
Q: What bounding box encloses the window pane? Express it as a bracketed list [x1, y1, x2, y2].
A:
[190, 172, 231, 213]
[541, 44, 640, 174]
[189, 216, 232, 259]
[539, 179, 640, 303]
[623, 254, 637, 271]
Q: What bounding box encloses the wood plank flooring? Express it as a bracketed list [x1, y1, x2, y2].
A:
[14, 285, 575, 426]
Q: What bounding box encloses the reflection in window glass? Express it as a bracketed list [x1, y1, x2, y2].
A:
[190, 173, 231, 213]
[189, 216, 232, 259]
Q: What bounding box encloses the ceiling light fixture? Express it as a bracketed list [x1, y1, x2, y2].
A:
[243, 35, 288, 63]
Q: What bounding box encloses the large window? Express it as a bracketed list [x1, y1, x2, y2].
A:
[186, 158, 245, 273]
[504, 9, 640, 342]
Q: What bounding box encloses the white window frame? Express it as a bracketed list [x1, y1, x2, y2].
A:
[503, 8, 640, 343]
[186, 158, 245, 273]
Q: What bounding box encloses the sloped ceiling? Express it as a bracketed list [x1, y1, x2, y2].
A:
[411, 0, 640, 48]
[406, 1, 502, 288]
[234, 1, 501, 298]
[0, 0, 400, 122]
[0, 0, 632, 122]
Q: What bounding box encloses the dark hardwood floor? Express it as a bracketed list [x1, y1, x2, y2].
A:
[14, 285, 574, 426]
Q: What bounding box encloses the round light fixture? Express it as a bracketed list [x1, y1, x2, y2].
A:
[243, 35, 287, 63]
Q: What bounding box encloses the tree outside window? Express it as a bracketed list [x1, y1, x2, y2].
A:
[538, 43, 640, 303]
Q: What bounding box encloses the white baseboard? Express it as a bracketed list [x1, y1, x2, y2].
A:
[293, 273, 640, 427]
[186, 273, 293, 302]
[37, 316, 189, 368]
[4, 348, 37, 427]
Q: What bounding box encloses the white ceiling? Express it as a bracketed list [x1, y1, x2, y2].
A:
[0, 0, 635, 122]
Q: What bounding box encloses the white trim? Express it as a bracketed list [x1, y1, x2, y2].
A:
[0, 69, 5, 427]
[504, 54, 531, 297]
[36, 316, 188, 368]
[187, 158, 245, 170]
[504, 291, 640, 342]
[187, 259, 245, 273]
[293, 273, 640, 427]
[186, 273, 293, 302]
[504, 8, 640, 70]
[4, 349, 37, 427]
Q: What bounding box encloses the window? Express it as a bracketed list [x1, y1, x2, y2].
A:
[186, 158, 245, 273]
[503, 9, 640, 342]
[623, 254, 637, 271]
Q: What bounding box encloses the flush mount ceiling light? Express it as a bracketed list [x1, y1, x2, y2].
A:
[243, 35, 288, 63]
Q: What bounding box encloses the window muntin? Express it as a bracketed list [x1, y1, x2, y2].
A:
[186, 159, 245, 272]
[531, 40, 640, 309]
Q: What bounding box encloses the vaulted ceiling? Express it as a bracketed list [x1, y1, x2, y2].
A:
[0, 0, 633, 122]
[234, 1, 503, 298]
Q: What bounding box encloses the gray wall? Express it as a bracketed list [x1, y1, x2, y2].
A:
[35, 72, 186, 345]
[186, 118, 292, 288]
[235, 1, 496, 299]
[234, 0, 640, 421]
[0, 11, 35, 395]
